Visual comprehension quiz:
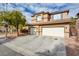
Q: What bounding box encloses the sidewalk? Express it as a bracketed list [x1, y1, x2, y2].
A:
[0, 34, 23, 56]
[0, 44, 23, 56]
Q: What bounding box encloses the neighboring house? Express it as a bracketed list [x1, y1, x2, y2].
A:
[27, 10, 77, 38]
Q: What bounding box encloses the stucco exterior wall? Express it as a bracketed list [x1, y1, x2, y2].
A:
[30, 11, 70, 38]
[61, 12, 69, 19]
[32, 16, 36, 23]
[43, 14, 50, 22]
[76, 18, 79, 40]
[29, 24, 70, 38]
[64, 25, 70, 38]
[32, 13, 50, 23]
[32, 12, 69, 24]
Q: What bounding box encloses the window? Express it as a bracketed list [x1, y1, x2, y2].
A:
[36, 15, 42, 21]
[53, 14, 61, 20]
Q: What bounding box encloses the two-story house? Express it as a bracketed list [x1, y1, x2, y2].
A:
[28, 10, 73, 38]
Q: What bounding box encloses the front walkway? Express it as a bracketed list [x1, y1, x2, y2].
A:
[3, 35, 66, 56]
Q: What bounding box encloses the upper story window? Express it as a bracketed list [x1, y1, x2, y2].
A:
[53, 14, 61, 20]
[35, 15, 42, 21]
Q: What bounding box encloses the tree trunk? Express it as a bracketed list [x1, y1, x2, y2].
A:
[16, 24, 19, 36]
[5, 27, 8, 40]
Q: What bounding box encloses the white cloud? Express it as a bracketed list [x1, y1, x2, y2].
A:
[0, 3, 79, 23]
[22, 11, 32, 23]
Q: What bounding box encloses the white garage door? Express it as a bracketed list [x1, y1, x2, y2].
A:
[42, 27, 64, 38]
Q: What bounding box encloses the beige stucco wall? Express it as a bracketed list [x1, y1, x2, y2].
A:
[31, 12, 70, 38]
[32, 12, 69, 24]
[30, 24, 70, 38]
[76, 18, 79, 40]
[64, 25, 70, 38]
[32, 13, 50, 23]
[32, 16, 36, 23]
[61, 12, 68, 19]
[43, 14, 50, 22]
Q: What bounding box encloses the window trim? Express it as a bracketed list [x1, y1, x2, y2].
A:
[35, 15, 42, 21]
[53, 14, 61, 20]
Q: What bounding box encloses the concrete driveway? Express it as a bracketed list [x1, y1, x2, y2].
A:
[3, 35, 66, 56]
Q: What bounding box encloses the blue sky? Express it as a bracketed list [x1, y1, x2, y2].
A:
[0, 3, 79, 23]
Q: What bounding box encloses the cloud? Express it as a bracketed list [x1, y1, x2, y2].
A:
[0, 3, 79, 23]
[22, 11, 32, 23]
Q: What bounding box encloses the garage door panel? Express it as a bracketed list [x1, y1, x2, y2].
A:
[42, 28, 64, 37]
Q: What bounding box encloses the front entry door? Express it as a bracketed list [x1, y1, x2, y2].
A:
[30, 28, 36, 35]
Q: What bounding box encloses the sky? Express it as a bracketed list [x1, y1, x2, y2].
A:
[0, 3, 79, 23]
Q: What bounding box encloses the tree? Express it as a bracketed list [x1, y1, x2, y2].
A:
[70, 17, 77, 27]
[9, 11, 26, 36]
[0, 10, 26, 36]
